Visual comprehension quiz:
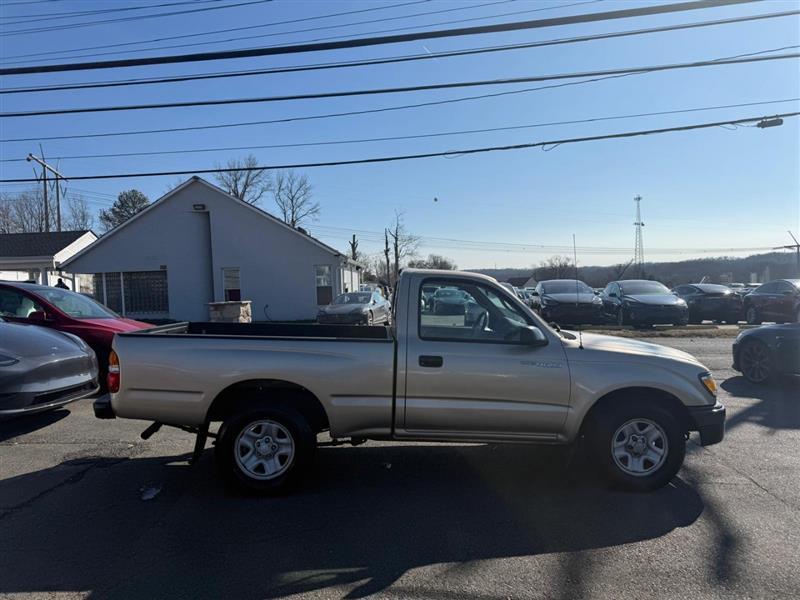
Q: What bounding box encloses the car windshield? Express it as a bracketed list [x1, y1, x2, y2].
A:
[696, 284, 733, 294]
[333, 293, 371, 304]
[34, 288, 118, 319]
[620, 281, 671, 295]
[542, 281, 593, 294]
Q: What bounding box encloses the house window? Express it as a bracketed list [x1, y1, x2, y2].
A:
[223, 268, 241, 302]
[315, 265, 332, 305]
[92, 271, 169, 315]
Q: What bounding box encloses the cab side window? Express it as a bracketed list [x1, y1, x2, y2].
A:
[0, 289, 44, 319]
[419, 280, 531, 343]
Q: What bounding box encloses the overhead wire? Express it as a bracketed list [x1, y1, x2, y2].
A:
[3, 9, 797, 95]
[0, 0, 224, 24]
[0, 0, 762, 75]
[2, 98, 797, 162]
[4, 51, 796, 118]
[1, 112, 797, 183]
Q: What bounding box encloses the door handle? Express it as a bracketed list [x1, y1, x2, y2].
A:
[419, 355, 443, 368]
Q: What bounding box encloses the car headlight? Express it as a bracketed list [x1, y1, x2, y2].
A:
[699, 372, 717, 396]
[0, 354, 19, 366]
[592, 296, 603, 304]
[541, 297, 557, 307]
[676, 299, 687, 306]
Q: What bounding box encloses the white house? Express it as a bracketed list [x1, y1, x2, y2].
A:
[0, 230, 97, 290]
[62, 177, 362, 322]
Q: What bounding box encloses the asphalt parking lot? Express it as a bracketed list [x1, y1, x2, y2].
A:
[1, 336, 798, 599]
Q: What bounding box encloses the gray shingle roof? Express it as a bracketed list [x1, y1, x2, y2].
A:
[0, 231, 90, 258]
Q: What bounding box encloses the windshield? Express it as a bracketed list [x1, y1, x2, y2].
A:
[619, 281, 671, 295]
[34, 288, 118, 319]
[542, 281, 593, 295]
[434, 289, 463, 298]
[333, 293, 371, 305]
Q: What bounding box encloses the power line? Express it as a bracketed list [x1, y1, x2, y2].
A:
[0, 0, 432, 62]
[4, 0, 603, 65]
[2, 98, 797, 163]
[5, 51, 795, 119]
[4, 10, 796, 95]
[0, 0, 274, 37]
[0, 0, 761, 75]
[1, 112, 796, 183]
[0, 0, 224, 24]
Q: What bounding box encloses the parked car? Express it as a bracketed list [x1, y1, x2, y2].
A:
[532, 279, 606, 325]
[317, 291, 390, 325]
[732, 323, 800, 383]
[96, 269, 725, 495]
[421, 284, 438, 312]
[0, 316, 99, 418]
[0, 282, 150, 385]
[601, 280, 689, 327]
[742, 279, 800, 325]
[431, 287, 468, 315]
[672, 283, 742, 324]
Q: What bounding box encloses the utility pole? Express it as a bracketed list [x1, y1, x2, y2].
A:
[383, 229, 391, 288]
[27, 153, 66, 232]
[633, 195, 645, 278]
[774, 231, 800, 276]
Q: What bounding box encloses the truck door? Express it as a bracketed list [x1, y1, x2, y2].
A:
[398, 277, 571, 440]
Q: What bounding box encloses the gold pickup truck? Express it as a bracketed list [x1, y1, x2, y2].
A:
[94, 269, 725, 494]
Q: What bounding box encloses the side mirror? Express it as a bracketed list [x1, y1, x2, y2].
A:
[531, 291, 539, 296]
[27, 310, 49, 322]
[519, 325, 548, 347]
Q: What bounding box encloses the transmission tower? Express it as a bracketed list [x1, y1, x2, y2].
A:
[633, 195, 645, 278]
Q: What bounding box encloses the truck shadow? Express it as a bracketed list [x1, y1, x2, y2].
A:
[0, 408, 70, 442]
[0, 444, 704, 599]
[721, 375, 800, 432]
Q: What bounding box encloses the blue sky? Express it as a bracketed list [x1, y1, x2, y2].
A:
[1, 0, 798, 269]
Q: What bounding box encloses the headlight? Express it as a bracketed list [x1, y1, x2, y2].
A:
[676, 299, 687, 306]
[541, 297, 557, 306]
[699, 372, 717, 396]
[0, 354, 19, 366]
[592, 296, 603, 304]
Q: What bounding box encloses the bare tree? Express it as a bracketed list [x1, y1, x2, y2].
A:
[214, 154, 272, 205]
[0, 189, 52, 233]
[407, 254, 457, 270]
[0, 195, 13, 233]
[536, 255, 575, 280]
[64, 195, 95, 231]
[348, 234, 359, 261]
[387, 211, 419, 286]
[272, 170, 319, 227]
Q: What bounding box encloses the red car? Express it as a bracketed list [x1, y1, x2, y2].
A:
[0, 281, 150, 385]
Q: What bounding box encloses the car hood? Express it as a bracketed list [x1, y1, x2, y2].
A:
[320, 304, 367, 315]
[563, 332, 701, 365]
[78, 318, 152, 332]
[622, 294, 683, 306]
[0, 322, 85, 359]
[544, 292, 598, 304]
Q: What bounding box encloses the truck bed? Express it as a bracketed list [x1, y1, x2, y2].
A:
[127, 321, 392, 340]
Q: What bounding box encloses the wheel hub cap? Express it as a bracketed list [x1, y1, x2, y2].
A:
[234, 420, 295, 481]
[612, 418, 669, 477]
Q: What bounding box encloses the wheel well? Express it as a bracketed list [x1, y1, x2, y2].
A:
[207, 379, 329, 433]
[579, 387, 692, 434]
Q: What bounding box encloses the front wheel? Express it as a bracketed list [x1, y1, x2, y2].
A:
[589, 400, 686, 492]
[217, 405, 316, 494]
[739, 338, 773, 383]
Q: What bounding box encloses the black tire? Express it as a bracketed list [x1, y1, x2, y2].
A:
[588, 398, 686, 492]
[216, 404, 316, 495]
[366, 311, 374, 326]
[745, 305, 761, 325]
[738, 338, 773, 384]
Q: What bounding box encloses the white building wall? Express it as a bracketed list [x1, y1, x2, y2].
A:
[64, 179, 351, 322]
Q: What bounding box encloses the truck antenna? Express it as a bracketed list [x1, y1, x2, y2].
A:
[573, 234, 583, 350]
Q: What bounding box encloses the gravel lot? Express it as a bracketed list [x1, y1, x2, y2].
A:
[1, 336, 798, 599]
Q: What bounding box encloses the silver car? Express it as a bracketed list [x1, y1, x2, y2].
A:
[0, 317, 99, 418]
[317, 291, 391, 325]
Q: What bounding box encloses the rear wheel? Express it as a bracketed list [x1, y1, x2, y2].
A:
[588, 399, 686, 492]
[217, 405, 316, 494]
[739, 338, 773, 383]
[745, 306, 761, 325]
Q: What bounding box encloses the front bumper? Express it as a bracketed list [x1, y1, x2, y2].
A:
[0, 380, 99, 418]
[687, 401, 726, 446]
[540, 304, 606, 325]
[627, 304, 688, 325]
[93, 393, 115, 419]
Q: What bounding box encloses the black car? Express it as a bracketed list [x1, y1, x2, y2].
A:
[732, 323, 800, 383]
[672, 283, 742, 324]
[432, 288, 469, 315]
[742, 279, 800, 325]
[532, 279, 606, 325]
[601, 280, 689, 327]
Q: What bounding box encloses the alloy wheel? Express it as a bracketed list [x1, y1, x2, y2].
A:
[740, 341, 771, 383]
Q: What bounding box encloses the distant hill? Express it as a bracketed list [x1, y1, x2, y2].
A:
[471, 252, 798, 288]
